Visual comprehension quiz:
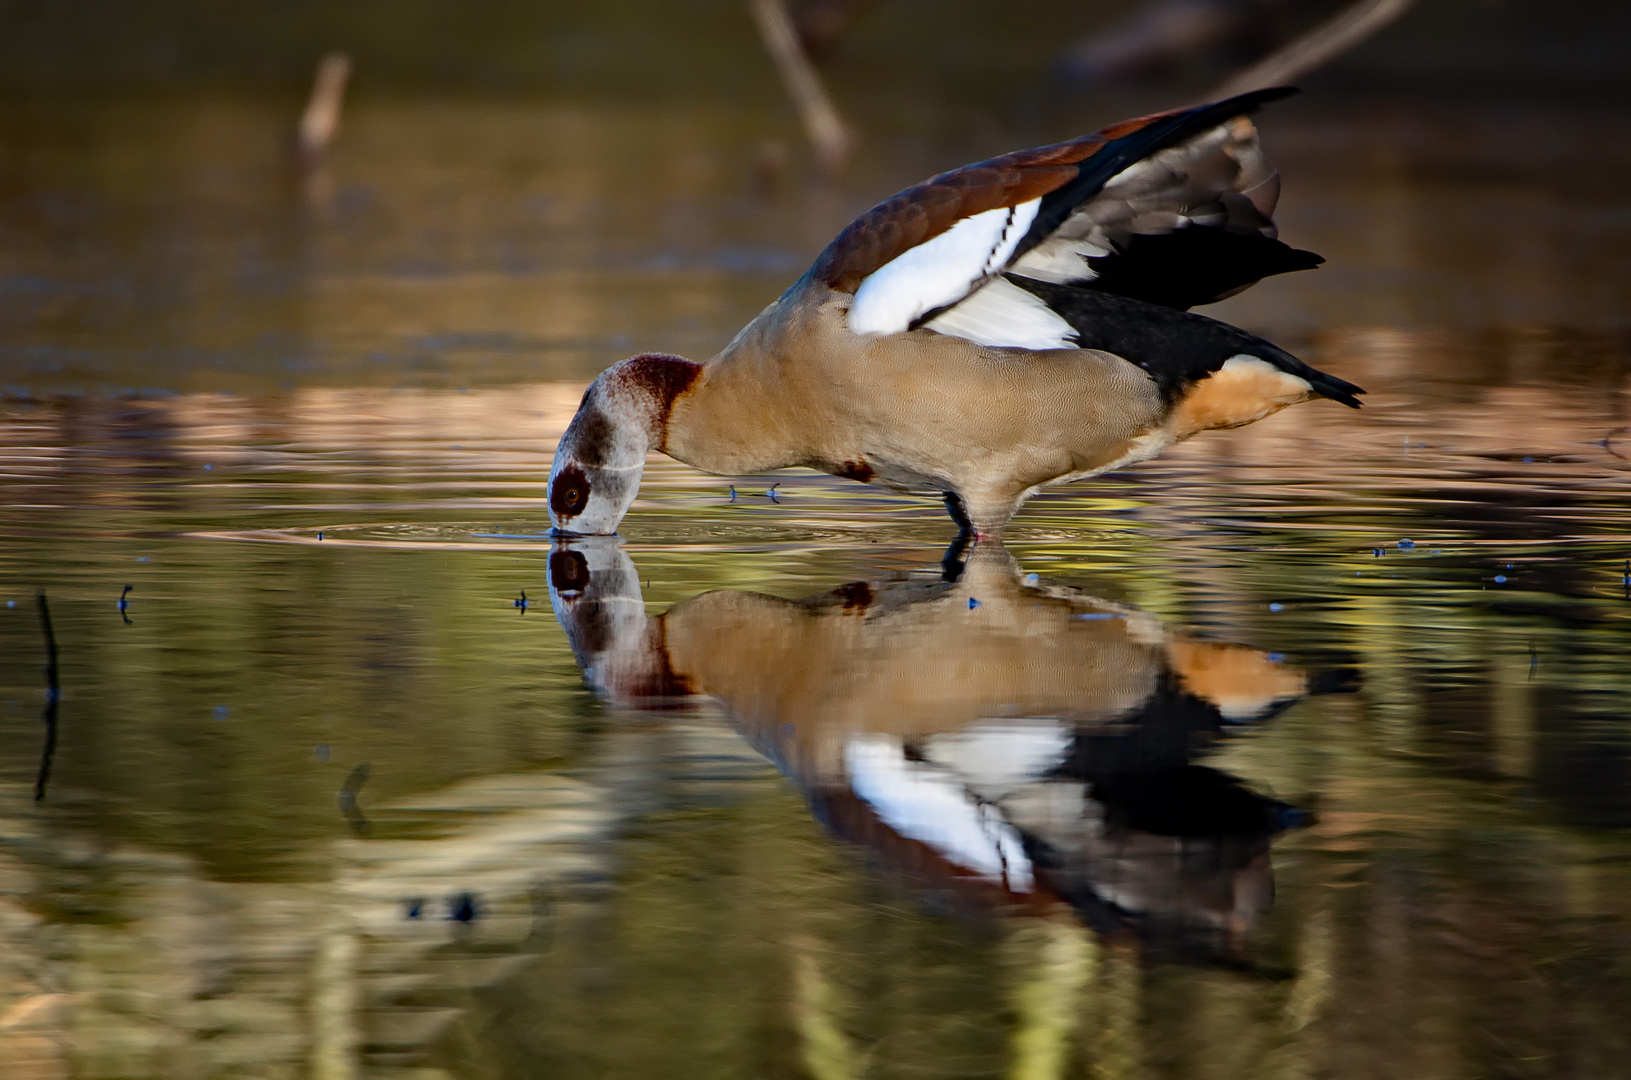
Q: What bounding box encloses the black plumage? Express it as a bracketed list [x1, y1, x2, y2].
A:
[1014, 86, 1299, 263]
[1007, 274, 1364, 409]
[1083, 226, 1324, 311]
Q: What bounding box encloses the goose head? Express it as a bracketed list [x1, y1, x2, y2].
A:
[548, 355, 701, 538]
[547, 353, 700, 535]
[547, 537, 694, 704]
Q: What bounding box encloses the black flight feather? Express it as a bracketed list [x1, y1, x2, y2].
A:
[1006, 275, 1365, 409]
[1012, 86, 1300, 266]
[1083, 227, 1325, 311]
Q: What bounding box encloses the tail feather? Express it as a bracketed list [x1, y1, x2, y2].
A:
[1256, 341, 1365, 409]
[1306, 372, 1365, 409]
[1008, 275, 1366, 408]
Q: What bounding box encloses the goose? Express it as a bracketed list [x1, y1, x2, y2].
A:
[547, 87, 1362, 539]
[546, 539, 1313, 946]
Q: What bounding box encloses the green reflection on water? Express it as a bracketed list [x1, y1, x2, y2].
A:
[3, 367, 1631, 1078]
[2, 85, 1631, 1080]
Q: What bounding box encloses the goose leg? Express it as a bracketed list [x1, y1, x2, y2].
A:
[945, 490, 1011, 542]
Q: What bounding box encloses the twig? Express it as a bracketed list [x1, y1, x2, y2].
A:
[1208, 0, 1416, 99]
[35, 593, 59, 802]
[298, 52, 352, 164]
[749, 0, 854, 177]
[338, 762, 372, 836]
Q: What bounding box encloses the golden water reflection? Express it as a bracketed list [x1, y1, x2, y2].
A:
[551, 539, 1314, 960]
[1, 94, 1630, 1075]
[3, 340, 1631, 1075]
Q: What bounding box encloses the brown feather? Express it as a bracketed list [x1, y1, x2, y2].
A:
[1165, 358, 1313, 438]
[807, 98, 1273, 295]
[810, 152, 1146, 292]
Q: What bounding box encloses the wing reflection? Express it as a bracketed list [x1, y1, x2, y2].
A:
[549, 540, 1314, 958]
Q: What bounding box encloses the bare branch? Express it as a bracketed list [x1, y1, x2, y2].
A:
[749, 0, 855, 178]
[1209, 0, 1417, 99]
[34, 592, 58, 802]
[298, 52, 353, 163]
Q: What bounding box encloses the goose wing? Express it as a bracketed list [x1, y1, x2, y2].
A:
[810, 87, 1321, 351]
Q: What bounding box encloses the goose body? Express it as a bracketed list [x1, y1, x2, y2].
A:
[548, 88, 1362, 537]
[548, 540, 1311, 942]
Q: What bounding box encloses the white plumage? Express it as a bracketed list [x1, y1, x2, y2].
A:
[922, 276, 1079, 350]
[845, 735, 1036, 892]
[845, 117, 1287, 351]
[848, 198, 1041, 336]
[918, 721, 1074, 798]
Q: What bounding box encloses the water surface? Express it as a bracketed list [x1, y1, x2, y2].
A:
[2, 92, 1631, 1080]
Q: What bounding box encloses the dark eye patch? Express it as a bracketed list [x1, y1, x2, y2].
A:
[549, 550, 591, 593]
[550, 464, 591, 519]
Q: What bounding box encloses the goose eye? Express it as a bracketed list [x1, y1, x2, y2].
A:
[550, 464, 592, 519]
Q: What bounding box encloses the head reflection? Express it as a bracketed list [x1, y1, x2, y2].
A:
[549, 540, 1316, 960]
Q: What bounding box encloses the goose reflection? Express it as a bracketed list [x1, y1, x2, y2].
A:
[548, 541, 1316, 957]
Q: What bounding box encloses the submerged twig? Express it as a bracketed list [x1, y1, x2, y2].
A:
[35, 593, 59, 802]
[338, 762, 372, 836]
[1208, 0, 1417, 99]
[749, 0, 855, 177]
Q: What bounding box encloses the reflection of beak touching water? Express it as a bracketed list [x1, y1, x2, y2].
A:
[548, 540, 1324, 957]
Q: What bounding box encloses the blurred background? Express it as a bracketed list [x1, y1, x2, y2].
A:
[2, 3, 1631, 1079]
[0, 0, 1628, 397]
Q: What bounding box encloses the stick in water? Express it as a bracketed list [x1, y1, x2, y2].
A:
[749, 0, 854, 177]
[35, 593, 59, 802]
[338, 762, 372, 836]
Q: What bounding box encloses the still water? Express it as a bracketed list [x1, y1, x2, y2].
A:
[2, 92, 1631, 1079]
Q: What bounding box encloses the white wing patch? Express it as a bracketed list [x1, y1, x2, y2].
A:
[917, 721, 1073, 799]
[848, 198, 1041, 336]
[844, 117, 1283, 349]
[922, 276, 1078, 350]
[1007, 235, 1110, 285]
[845, 735, 1035, 893]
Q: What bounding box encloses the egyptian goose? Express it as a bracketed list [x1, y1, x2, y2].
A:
[547, 540, 1308, 729]
[547, 539, 1309, 939]
[547, 88, 1361, 538]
